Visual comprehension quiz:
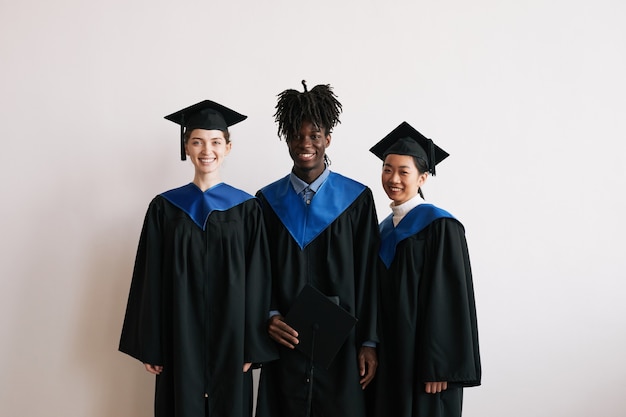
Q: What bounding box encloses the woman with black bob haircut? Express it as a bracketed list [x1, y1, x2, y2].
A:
[368, 121, 481, 417]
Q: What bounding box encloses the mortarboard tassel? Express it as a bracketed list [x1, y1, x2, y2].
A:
[180, 114, 186, 161]
[429, 138, 436, 176]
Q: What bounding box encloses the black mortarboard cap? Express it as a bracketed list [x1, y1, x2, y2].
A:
[164, 100, 247, 160]
[284, 284, 357, 370]
[369, 121, 449, 175]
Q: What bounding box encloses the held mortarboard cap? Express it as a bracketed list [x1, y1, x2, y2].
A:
[164, 100, 247, 161]
[284, 284, 357, 370]
[369, 121, 449, 175]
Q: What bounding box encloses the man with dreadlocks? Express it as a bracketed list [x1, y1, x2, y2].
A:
[255, 81, 380, 417]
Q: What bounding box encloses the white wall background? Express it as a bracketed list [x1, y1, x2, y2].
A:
[1, 0, 625, 416]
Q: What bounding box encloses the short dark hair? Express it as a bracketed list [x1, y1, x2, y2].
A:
[413, 156, 429, 174]
[412, 156, 429, 199]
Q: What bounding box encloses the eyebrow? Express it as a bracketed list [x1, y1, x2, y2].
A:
[190, 136, 223, 141]
[383, 162, 413, 169]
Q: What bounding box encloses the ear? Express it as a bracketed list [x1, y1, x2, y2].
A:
[225, 141, 232, 156]
[325, 133, 332, 148]
[417, 172, 429, 188]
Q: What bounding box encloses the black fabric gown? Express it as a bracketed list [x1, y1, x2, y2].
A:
[255, 172, 380, 417]
[369, 205, 481, 417]
[119, 183, 277, 417]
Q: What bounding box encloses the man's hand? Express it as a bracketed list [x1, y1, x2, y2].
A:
[358, 346, 378, 389]
[268, 315, 299, 349]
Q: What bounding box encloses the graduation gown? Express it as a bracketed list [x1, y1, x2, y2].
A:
[119, 183, 277, 417]
[255, 172, 380, 417]
[370, 203, 481, 417]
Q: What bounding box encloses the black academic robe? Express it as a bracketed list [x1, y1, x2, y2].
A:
[119, 183, 277, 417]
[255, 172, 379, 417]
[370, 204, 481, 417]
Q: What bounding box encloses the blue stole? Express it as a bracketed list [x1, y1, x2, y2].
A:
[260, 172, 366, 249]
[379, 204, 455, 268]
[161, 182, 254, 230]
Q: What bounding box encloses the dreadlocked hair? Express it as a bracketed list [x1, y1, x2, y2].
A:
[274, 80, 342, 141]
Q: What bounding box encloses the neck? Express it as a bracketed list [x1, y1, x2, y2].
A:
[292, 166, 325, 184]
[193, 172, 221, 192]
[391, 192, 420, 207]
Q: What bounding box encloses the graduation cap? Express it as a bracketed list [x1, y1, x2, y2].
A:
[164, 100, 247, 160]
[284, 284, 357, 370]
[369, 121, 449, 175]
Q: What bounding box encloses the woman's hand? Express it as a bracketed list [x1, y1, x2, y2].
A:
[424, 381, 448, 394]
[144, 364, 163, 375]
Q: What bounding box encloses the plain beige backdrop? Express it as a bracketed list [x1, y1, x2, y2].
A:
[1, 0, 625, 416]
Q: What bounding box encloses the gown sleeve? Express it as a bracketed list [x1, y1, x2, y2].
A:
[419, 218, 481, 387]
[352, 187, 381, 346]
[243, 200, 279, 364]
[118, 198, 164, 366]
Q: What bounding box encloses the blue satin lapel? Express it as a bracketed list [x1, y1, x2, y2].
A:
[379, 204, 455, 268]
[261, 173, 366, 249]
[161, 183, 254, 230]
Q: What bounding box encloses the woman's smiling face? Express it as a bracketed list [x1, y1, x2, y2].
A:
[185, 129, 231, 176]
[381, 153, 428, 205]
